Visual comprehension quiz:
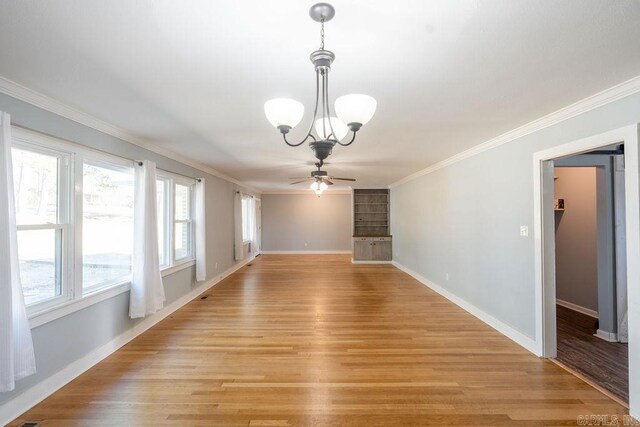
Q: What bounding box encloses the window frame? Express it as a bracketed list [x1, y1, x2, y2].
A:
[11, 127, 199, 328]
[11, 139, 74, 314]
[156, 170, 196, 268]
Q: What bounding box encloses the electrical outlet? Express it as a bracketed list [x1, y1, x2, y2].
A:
[520, 226, 529, 237]
[445, 273, 449, 281]
[215, 262, 218, 270]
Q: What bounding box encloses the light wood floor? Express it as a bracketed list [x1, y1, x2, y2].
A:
[11, 255, 628, 426]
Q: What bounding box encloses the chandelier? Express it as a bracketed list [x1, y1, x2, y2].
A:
[264, 3, 377, 164]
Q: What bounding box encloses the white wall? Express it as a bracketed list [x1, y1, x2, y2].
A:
[554, 167, 598, 312]
[261, 193, 351, 252]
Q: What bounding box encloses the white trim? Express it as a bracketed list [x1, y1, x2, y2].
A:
[351, 259, 393, 264]
[595, 329, 619, 342]
[391, 74, 640, 188]
[392, 260, 538, 355]
[556, 298, 598, 319]
[0, 75, 260, 194]
[260, 250, 352, 255]
[1, 256, 254, 427]
[28, 259, 196, 329]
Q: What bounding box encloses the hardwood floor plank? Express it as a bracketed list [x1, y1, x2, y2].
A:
[10, 254, 629, 426]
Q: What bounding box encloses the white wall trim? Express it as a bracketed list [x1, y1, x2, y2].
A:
[261, 250, 351, 254]
[556, 298, 598, 319]
[0, 75, 260, 194]
[391, 74, 640, 188]
[595, 329, 619, 342]
[0, 256, 254, 426]
[392, 261, 539, 355]
[351, 259, 393, 265]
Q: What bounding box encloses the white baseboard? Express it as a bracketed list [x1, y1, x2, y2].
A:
[0, 257, 254, 426]
[595, 329, 619, 342]
[351, 259, 393, 264]
[261, 250, 351, 254]
[556, 298, 599, 319]
[392, 261, 539, 355]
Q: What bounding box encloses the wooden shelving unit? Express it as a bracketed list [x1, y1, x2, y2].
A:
[353, 189, 390, 237]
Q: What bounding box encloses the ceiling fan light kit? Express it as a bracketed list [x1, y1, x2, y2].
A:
[264, 2, 377, 170]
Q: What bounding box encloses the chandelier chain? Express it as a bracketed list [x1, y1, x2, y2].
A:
[320, 19, 325, 50]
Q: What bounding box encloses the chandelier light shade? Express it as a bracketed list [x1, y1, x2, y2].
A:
[264, 98, 305, 129]
[335, 94, 377, 128]
[315, 116, 348, 141]
[264, 3, 376, 165]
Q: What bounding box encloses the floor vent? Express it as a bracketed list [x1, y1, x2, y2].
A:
[20, 423, 39, 427]
[200, 294, 209, 300]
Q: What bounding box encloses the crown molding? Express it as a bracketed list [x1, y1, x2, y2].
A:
[0, 75, 260, 194]
[391, 74, 640, 187]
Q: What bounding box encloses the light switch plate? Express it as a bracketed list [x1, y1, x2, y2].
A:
[520, 226, 529, 237]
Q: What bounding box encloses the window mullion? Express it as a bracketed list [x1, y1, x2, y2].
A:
[73, 152, 84, 300]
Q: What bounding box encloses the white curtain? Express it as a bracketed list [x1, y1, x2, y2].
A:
[0, 112, 36, 392]
[234, 191, 244, 261]
[130, 161, 165, 319]
[250, 198, 258, 255]
[194, 178, 206, 282]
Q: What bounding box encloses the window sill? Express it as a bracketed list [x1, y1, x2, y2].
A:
[28, 259, 196, 329]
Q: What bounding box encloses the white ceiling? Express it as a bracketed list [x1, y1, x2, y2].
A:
[1, 1, 639, 191]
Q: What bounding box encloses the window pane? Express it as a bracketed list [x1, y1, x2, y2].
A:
[17, 228, 62, 306]
[175, 221, 191, 260]
[83, 162, 134, 290]
[156, 179, 166, 266]
[12, 148, 59, 225]
[175, 184, 190, 220]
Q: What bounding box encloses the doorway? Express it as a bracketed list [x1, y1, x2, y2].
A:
[553, 151, 628, 402]
[533, 124, 640, 416]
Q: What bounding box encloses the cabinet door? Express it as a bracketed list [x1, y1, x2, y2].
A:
[371, 241, 392, 261]
[354, 240, 372, 260]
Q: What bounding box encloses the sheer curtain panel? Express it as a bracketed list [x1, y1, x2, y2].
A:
[0, 112, 37, 392]
[234, 191, 244, 261]
[194, 178, 206, 282]
[130, 161, 165, 318]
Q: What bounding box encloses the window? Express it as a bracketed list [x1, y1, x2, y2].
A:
[156, 173, 195, 267]
[82, 159, 134, 292]
[12, 146, 71, 307]
[241, 196, 253, 242]
[174, 183, 193, 261]
[11, 127, 199, 323]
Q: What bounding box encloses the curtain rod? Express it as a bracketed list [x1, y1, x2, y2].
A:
[236, 191, 254, 198]
[137, 161, 201, 182]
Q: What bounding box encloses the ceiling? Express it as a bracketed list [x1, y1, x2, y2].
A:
[1, 1, 639, 192]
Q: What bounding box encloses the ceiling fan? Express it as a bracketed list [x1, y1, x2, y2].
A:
[289, 162, 356, 195]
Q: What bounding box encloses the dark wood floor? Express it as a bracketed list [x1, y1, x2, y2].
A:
[556, 304, 628, 403]
[11, 255, 628, 426]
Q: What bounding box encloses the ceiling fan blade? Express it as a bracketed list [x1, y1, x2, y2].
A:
[290, 179, 310, 185]
[322, 178, 334, 186]
[328, 177, 356, 181]
[288, 177, 311, 180]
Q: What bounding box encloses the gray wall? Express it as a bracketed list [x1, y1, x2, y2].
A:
[554, 167, 598, 312]
[261, 193, 351, 251]
[0, 92, 257, 407]
[391, 91, 640, 339]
